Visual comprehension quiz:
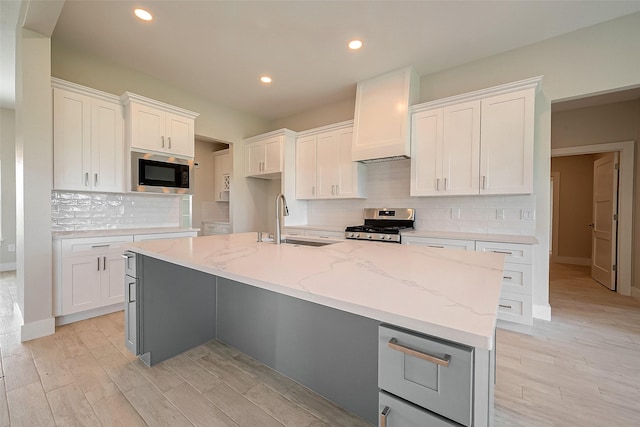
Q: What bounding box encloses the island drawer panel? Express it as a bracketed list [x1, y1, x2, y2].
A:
[498, 292, 532, 324]
[402, 236, 475, 251]
[378, 324, 473, 426]
[379, 391, 458, 427]
[501, 263, 533, 295]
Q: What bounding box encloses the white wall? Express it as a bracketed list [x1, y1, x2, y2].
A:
[0, 108, 16, 270]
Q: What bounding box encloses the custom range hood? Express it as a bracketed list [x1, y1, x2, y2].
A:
[351, 67, 420, 163]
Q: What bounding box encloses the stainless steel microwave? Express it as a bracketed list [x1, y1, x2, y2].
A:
[131, 152, 193, 194]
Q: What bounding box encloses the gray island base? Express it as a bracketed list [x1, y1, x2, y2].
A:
[127, 252, 495, 426]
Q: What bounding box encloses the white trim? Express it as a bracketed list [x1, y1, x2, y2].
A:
[55, 303, 123, 326]
[0, 262, 16, 272]
[533, 303, 552, 321]
[551, 140, 634, 297]
[243, 127, 297, 143]
[296, 120, 354, 138]
[551, 256, 591, 266]
[21, 317, 55, 342]
[550, 172, 560, 257]
[51, 77, 120, 103]
[120, 92, 199, 119]
[412, 75, 543, 113]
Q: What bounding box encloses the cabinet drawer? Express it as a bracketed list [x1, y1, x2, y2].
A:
[304, 229, 344, 239]
[379, 391, 458, 427]
[403, 236, 474, 250]
[475, 241, 532, 264]
[501, 263, 533, 295]
[61, 235, 133, 257]
[498, 292, 533, 325]
[284, 228, 305, 237]
[379, 325, 473, 426]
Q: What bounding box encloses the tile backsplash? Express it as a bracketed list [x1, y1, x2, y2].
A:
[305, 159, 537, 235]
[51, 191, 184, 232]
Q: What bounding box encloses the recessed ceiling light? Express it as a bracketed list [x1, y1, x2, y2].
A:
[134, 8, 153, 21]
[260, 76, 272, 84]
[348, 39, 363, 50]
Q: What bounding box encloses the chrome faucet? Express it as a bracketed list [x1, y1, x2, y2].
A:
[275, 193, 289, 244]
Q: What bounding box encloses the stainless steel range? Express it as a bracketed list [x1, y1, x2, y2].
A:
[345, 208, 415, 243]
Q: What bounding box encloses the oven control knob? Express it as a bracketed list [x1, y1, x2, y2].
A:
[367, 234, 372, 239]
[354, 233, 360, 239]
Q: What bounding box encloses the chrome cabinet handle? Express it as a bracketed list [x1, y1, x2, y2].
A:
[91, 244, 110, 248]
[85, 173, 89, 186]
[335, 184, 339, 195]
[492, 250, 513, 255]
[429, 245, 445, 248]
[380, 406, 390, 427]
[97, 257, 100, 271]
[436, 178, 440, 191]
[103, 256, 106, 269]
[482, 175, 487, 189]
[388, 338, 451, 367]
[168, 137, 171, 149]
[499, 304, 512, 309]
[444, 177, 448, 190]
[94, 173, 98, 186]
[503, 275, 513, 280]
[161, 136, 165, 147]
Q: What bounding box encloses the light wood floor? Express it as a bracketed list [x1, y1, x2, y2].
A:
[1, 264, 639, 426]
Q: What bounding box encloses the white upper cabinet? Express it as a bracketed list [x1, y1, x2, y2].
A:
[296, 122, 365, 200]
[53, 80, 124, 193]
[121, 92, 198, 158]
[411, 77, 540, 197]
[480, 88, 535, 195]
[352, 67, 420, 162]
[245, 133, 285, 179]
[214, 149, 232, 202]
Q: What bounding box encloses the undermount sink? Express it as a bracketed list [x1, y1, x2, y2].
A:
[281, 238, 336, 247]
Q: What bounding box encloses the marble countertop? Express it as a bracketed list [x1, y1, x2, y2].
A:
[52, 227, 200, 240]
[126, 232, 505, 350]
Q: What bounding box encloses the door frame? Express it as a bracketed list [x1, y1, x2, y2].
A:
[551, 140, 634, 296]
[550, 171, 560, 258]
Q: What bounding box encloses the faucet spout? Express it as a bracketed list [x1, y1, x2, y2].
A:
[275, 193, 289, 244]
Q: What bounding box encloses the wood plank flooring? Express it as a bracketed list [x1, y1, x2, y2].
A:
[1, 264, 639, 426]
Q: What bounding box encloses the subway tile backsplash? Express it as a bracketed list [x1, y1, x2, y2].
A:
[306, 159, 536, 235]
[51, 191, 182, 232]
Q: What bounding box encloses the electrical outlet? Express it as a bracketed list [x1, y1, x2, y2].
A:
[496, 208, 505, 220]
[451, 207, 461, 220]
[8, 244, 16, 252]
[520, 209, 535, 220]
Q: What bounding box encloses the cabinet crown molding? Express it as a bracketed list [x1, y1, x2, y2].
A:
[243, 128, 296, 143]
[296, 120, 354, 138]
[120, 92, 199, 119]
[51, 77, 121, 103]
[412, 76, 543, 113]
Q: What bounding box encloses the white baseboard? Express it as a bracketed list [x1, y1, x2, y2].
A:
[551, 256, 590, 266]
[21, 317, 55, 342]
[533, 303, 552, 321]
[0, 262, 16, 272]
[55, 303, 124, 326]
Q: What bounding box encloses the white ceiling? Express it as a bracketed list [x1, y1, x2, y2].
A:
[3, 1, 640, 118]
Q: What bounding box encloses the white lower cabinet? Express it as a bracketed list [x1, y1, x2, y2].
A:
[379, 392, 458, 427]
[55, 235, 133, 316]
[402, 236, 534, 325]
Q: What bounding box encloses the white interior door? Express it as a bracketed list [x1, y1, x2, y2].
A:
[591, 152, 619, 290]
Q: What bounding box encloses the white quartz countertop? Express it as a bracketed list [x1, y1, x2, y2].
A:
[52, 227, 200, 240]
[126, 233, 506, 350]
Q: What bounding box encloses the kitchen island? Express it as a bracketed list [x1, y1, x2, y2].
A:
[124, 233, 505, 426]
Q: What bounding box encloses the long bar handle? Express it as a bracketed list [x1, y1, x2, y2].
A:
[492, 250, 513, 255]
[91, 244, 110, 248]
[168, 137, 172, 149]
[161, 136, 165, 148]
[499, 304, 512, 309]
[388, 338, 450, 367]
[85, 172, 89, 186]
[380, 406, 390, 427]
[482, 175, 487, 189]
[436, 178, 440, 191]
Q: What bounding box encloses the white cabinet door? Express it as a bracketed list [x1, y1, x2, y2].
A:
[410, 108, 443, 196]
[480, 88, 534, 195]
[53, 88, 92, 191]
[246, 141, 265, 176]
[62, 255, 102, 314]
[335, 128, 361, 198]
[101, 253, 126, 306]
[130, 102, 165, 152]
[264, 137, 283, 174]
[316, 132, 340, 198]
[442, 101, 480, 196]
[90, 98, 123, 193]
[214, 150, 232, 201]
[295, 135, 317, 199]
[165, 112, 194, 157]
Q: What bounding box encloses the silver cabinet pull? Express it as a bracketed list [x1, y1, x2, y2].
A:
[335, 184, 339, 195]
[436, 178, 440, 191]
[91, 244, 110, 248]
[492, 250, 513, 255]
[380, 406, 390, 427]
[429, 245, 445, 248]
[168, 137, 172, 149]
[94, 173, 98, 186]
[161, 136, 165, 147]
[482, 175, 487, 189]
[103, 256, 106, 270]
[97, 257, 100, 271]
[444, 177, 448, 190]
[499, 304, 512, 309]
[388, 338, 451, 367]
[503, 275, 513, 280]
[85, 172, 89, 186]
